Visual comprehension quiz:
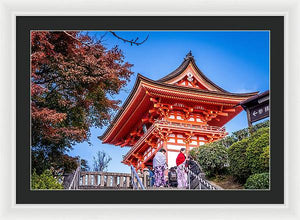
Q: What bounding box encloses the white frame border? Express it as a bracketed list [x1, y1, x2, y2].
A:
[1, 0, 299, 219]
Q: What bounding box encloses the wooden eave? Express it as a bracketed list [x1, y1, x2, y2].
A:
[240, 90, 269, 108]
[99, 75, 148, 144]
[142, 75, 258, 102]
[99, 74, 258, 144]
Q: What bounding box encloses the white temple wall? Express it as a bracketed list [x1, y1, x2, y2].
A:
[143, 134, 206, 168]
[166, 143, 182, 168]
[167, 151, 178, 168]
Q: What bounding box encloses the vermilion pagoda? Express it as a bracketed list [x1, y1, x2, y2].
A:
[100, 52, 258, 170]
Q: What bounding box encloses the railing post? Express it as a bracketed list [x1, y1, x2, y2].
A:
[113, 175, 118, 187]
[87, 174, 91, 185]
[199, 177, 202, 190]
[119, 176, 124, 188]
[100, 173, 105, 187]
[92, 175, 95, 185]
[143, 169, 148, 188]
[107, 175, 111, 187]
[75, 171, 78, 189]
[126, 176, 130, 188]
[94, 175, 98, 186]
[82, 174, 86, 186]
[131, 170, 135, 189]
[188, 172, 191, 190]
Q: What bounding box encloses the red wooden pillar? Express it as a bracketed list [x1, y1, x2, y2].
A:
[184, 133, 192, 158]
[185, 142, 190, 158]
[163, 140, 168, 165]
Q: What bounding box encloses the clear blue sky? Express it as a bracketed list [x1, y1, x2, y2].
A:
[68, 31, 270, 173]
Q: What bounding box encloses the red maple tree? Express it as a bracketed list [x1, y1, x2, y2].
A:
[31, 31, 133, 173]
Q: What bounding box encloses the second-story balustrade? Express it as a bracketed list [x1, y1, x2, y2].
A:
[122, 119, 227, 167]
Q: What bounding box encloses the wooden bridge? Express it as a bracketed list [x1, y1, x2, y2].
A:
[64, 167, 150, 190]
[63, 165, 221, 190]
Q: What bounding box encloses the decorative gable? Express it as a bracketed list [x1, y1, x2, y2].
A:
[172, 64, 216, 90]
[157, 51, 226, 93]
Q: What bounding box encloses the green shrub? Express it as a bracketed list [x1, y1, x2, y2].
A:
[31, 169, 64, 190]
[249, 127, 269, 140]
[191, 121, 270, 183]
[259, 146, 270, 171]
[252, 120, 270, 133]
[218, 120, 269, 149]
[244, 173, 270, 189]
[232, 127, 249, 142]
[194, 141, 229, 177]
[189, 147, 198, 160]
[228, 138, 251, 183]
[246, 131, 270, 174]
[228, 126, 270, 183]
[218, 135, 236, 149]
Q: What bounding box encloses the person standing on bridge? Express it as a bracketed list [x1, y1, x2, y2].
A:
[176, 148, 187, 189]
[153, 148, 167, 187]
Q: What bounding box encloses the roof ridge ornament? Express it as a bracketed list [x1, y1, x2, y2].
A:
[184, 50, 194, 60]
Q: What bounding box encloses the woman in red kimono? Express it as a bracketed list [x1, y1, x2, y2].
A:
[176, 148, 187, 189]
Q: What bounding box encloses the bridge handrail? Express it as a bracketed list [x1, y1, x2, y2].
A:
[130, 165, 145, 190]
[185, 162, 217, 190]
[80, 171, 131, 176]
[68, 166, 80, 190]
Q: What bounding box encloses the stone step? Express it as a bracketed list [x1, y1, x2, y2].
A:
[79, 185, 131, 190]
[78, 185, 213, 190]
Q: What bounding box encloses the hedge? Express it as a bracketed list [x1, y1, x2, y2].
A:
[228, 127, 270, 183]
[259, 146, 270, 171]
[228, 138, 251, 183]
[191, 141, 229, 177]
[191, 121, 270, 182]
[246, 131, 270, 174]
[244, 173, 270, 189]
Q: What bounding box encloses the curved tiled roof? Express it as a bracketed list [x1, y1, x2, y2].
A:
[141, 74, 258, 98]
[157, 51, 228, 93]
[100, 74, 258, 141]
[100, 52, 259, 142]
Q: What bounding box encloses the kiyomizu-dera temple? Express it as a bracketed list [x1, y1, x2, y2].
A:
[100, 52, 258, 170]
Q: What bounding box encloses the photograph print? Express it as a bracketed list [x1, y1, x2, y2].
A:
[30, 30, 270, 191]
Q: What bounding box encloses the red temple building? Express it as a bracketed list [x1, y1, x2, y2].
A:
[100, 52, 258, 170]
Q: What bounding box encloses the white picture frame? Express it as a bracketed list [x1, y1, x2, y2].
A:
[0, 0, 299, 219]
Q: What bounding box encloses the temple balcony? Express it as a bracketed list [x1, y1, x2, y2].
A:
[157, 119, 226, 133]
[123, 119, 227, 163]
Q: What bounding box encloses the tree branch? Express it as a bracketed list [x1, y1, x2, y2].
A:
[109, 31, 149, 46]
[62, 31, 104, 52]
